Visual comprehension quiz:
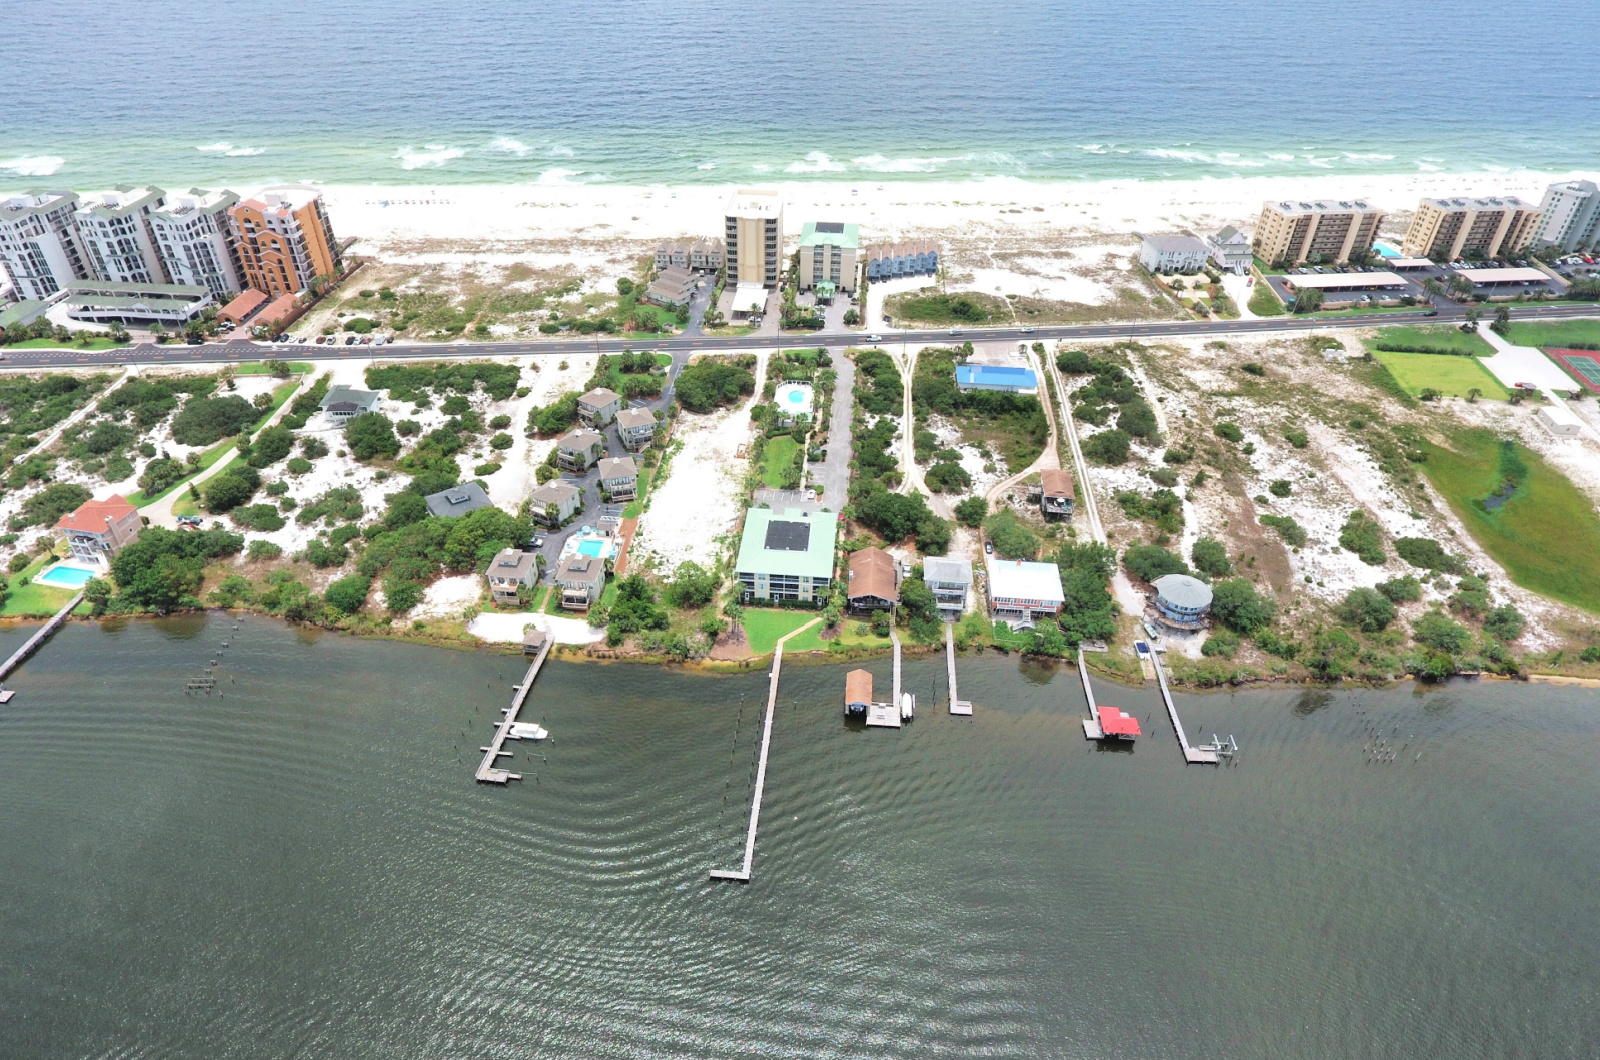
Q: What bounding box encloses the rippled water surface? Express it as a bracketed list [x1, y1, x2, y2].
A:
[2, 615, 1598, 1057]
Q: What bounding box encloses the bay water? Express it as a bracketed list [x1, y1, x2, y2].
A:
[2, 613, 1597, 1057]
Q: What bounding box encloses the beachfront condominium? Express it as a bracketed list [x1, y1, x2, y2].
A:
[150, 189, 244, 299]
[74, 186, 170, 285]
[797, 221, 859, 294]
[0, 192, 90, 300]
[229, 185, 342, 298]
[1532, 180, 1600, 252]
[724, 188, 783, 287]
[1252, 199, 1385, 266]
[1401, 196, 1542, 261]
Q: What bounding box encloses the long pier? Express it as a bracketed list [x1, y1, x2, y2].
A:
[1150, 648, 1219, 764]
[0, 591, 85, 697]
[476, 637, 552, 783]
[710, 639, 788, 882]
[946, 623, 972, 715]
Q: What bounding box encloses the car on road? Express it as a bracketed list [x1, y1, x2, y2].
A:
[866, 334, 882, 341]
[1423, 309, 1438, 316]
[1020, 326, 1034, 333]
[949, 329, 963, 336]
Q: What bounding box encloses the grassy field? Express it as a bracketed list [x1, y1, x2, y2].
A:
[2, 554, 82, 617]
[1504, 319, 1600, 349]
[783, 618, 893, 653]
[759, 435, 798, 487]
[1370, 325, 1494, 355]
[234, 362, 313, 375]
[885, 289, 1010, 326]
[3, 336, 129, 351]
[739, 608, 820, 654]
[1420, 429, 1600, 614]
[1248, 283, 1285, 317]
[1374, 351, 1510, 400]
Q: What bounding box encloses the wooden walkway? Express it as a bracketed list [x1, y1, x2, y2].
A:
[945, 623, 972, 715]
[711, 618, 818, 883]
[0, 591, 85, 696]
[1077, 650, 1104, 739]
[476, 638, 552, 783]
[866, 630, 905, 728]
[1150, 648, 1218, 764]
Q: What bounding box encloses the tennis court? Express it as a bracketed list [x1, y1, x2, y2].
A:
[1547, 349, 1600, 393]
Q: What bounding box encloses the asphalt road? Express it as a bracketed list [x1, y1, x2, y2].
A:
[5, 302, 1600, 371]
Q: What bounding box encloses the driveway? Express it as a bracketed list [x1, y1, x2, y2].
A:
[1476, 325, 1581, 395]
[815, 351, 854, 510]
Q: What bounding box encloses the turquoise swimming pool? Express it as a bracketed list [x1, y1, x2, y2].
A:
[577, 540, 604, 558]
[37, 565, 95, 588]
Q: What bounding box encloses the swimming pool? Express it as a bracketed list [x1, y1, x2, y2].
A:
[37, 564, 95, 588]
[577, 540, 605, 558]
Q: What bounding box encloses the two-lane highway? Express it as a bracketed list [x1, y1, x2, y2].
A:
[3, 302, 1599, 371]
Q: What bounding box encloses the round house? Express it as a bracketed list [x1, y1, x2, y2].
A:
[1152, 574, 1213, 630]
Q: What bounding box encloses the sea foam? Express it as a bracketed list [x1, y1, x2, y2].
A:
[0, 155, 65, 176]
[396, 145, 465, 170]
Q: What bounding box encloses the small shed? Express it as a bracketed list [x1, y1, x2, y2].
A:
[844, 669, 873, 716]
[1537, 404, 1583, 438]
[522, 628, 547, 655]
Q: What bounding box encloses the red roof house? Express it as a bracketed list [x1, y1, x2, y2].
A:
[56, 494, 142, 564]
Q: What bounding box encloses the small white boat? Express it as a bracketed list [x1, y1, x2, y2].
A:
[900, 692, 915, 720]
[508, 723, 548, 741]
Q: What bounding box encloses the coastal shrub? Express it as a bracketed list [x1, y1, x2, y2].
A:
[1394, 536, 1466, 574]
[1052, 541, 1118, 645]
[8, 553, 32, 573]
[324, 574, 371, 615]
[1117, 398, 1158, 438]
[666, 561, 719, 609]
[104, 455, 135, 482]
[346, 317, 374, 334]
[854, 483, 948, 553]
[851, 348, 903, 416]
[1082, 428, 1130, 465]
[1412, 610, 1471, 655]
[1337, 587, 1396, 632]
[265, 480, 288, 496]
[170, 395, 258, 446]
[607, 574, 669, 646]
[1213, 421, 1244, 443]
[1304, 628, 1360, 679]
[1269, 479, 1292, 498]
[1579, 646, 1600, 663]
[1122, 544, 1188, 583]
[1338, 510, 1386, 565]
[676, 361, 756, 413]
[300, 436, 329, 459]
[279, 374, 330, 431]
[528, 392, 580, 435]
[983, 508, 1040, 560]
[489, 414, 511, 430]
[1149, 467, 1179, 488]
[474, 462, 501, 476]
[382, 576, 423, 614]
[247, 539, 283, 561]
[954, 496, 988, 528]
[1057, 349, 1092, 373]
[1259, 513, 1307, 547]
[110, 527, 244, 612]
[304, 539, 349, 568]
[1074, 403, 1111, 426]
[97, 374, 214, 428]
[1483, 604, 1525, 642]
[1376, 576, 1423, 603]
[1201, 630, 1239, 658]
[345, 413, 401, 460]
[489, 432, 514, 451]
[1284, 428, 1309, 448]
[202, 466, 260, 513]
[1163, 445, 1193, 464]
[440, 395, 471, 417]
[329, 524, 363, 548]
[366, 361, 521, 402]
[1254, 629, 1299, 660]
[11, 482, 92, 530]
[1116, 488, 1183, 534]
[924, 460, 971, 493]
[246, 425, 295, 468]
[1447, 574, 1491, 618]
[1211, 578, 1276, 634]
[1190, 536, 1231, 578]
[286, 456, 313, 475]
[396, 419, 421, 437]
[1240, 362, 1266, 377]
[230, 504, 286, 532]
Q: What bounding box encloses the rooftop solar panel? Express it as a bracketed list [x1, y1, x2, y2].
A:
[764, 520, 811, 552]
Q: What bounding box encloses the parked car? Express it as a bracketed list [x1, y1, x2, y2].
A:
[984, 539, 994, 555]
[344, 335, 357, 345]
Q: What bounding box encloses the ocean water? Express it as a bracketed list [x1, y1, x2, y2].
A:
[3, 614, 1600, 1057]
[4, 0, 1599, 188]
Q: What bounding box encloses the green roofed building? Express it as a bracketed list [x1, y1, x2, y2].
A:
[735, 507, 838, 603]
[798, 221, 860, 295]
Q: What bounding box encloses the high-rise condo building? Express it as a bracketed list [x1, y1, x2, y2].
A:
[1401, 196, 1542, 260]
[1532, 180, 1600, 252]
[0, 192, 90, 300]
[1252, 199, 1385, 266]
[797, 221, 859, 294]
[229, 185, 341, 298]
[74, 186, 170, 284]
[724, 188, 783, 287]
[150, 189, 243, 299]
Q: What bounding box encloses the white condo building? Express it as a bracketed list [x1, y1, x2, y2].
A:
[1533, 180, 1600, 253]
[151, 189, 243, 299]
[74, 186, 169, 285]
[0, 192, 90, 300]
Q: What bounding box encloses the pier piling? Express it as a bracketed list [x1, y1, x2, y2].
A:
[476, 638, 552, 783]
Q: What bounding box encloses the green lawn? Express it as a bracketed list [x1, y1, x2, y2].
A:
[4, 336, 129, 351]
[2, 555, 82, 617]
[234, 361, 313, 375]
[759, 435, 799, 487]
[1370, 325, 1494, 356]
[1374, 351, 1510, 400]
[1248, 283, 1285, 317]
[653, 353, 672, 367]
[739, 608, 821, 654]
[1504, 319, 1600, 349]
[783, 618, 893, 653]
[1420, 429, 1600, 614]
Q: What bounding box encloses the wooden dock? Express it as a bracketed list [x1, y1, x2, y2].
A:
[865, 630, 906, 728]
[1077, 650, 1104, 739]
[0, 591, 85, 696]
[710, 639, 787, 882]
[475, 637, 552, 783]
[946, 622, 972, 715]
[1150, 648, 1218, 764]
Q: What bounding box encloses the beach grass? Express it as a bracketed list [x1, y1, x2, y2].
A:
[759, 435, 798, 487]
[1504, 319, 1600, 348]
[1247, 283, 1285, 317]
[1419, 429, 1600, 614]
[739, 608, 820, 654]
[3, 336, 129, 351]
[885, 289, 1010, 327]
[1370, 325, 1494, 356]
[1374, 351, 1509, 400]
[2, 554, 80, 618]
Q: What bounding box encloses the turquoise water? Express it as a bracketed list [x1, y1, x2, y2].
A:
[36, 565, 94, 588]
[4, 0, 1599, 188]
[577, 540, 604, 558]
